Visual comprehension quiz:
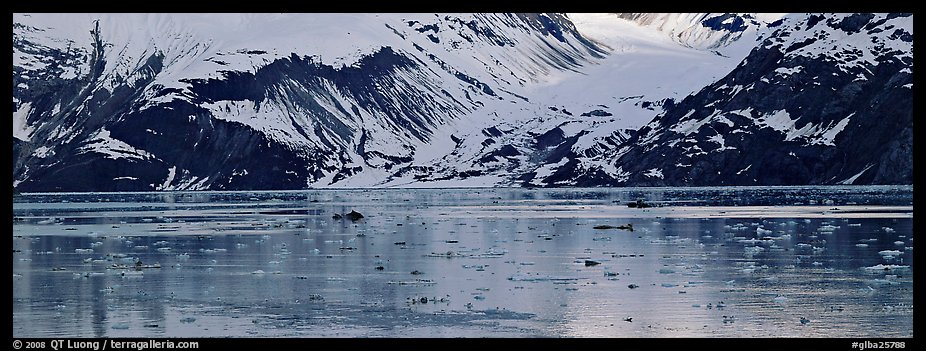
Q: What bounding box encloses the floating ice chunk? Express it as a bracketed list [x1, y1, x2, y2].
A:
[508, 273, 579, 282]
[90, 242, 103, 247]
[156, 247, 171, 252]
[756, 227, 772, 235]
[744, 246, 765, 255]
[179, 317, 196, 323]
[894, 241, 905, 246]
[37, 218, 56, 225]
[111, 323, 130, 330]
[251, 270, 266, 275]
[661, 283, 678, 288]
[817, 225, 839, 232]
[863, 264, 910, 272]
[878, 250, 902, 257]
[176, 253, 190, 260]
[882, 227, 895, 233]
[75, 248, 94, 254]
[387, 279, 436, 286]
[865, 279, 900, 286]
[773, 296, 789, 303]
[658, 268, 675, 274]
[855, 243, 869, 248]
[153, 241, 170, 246]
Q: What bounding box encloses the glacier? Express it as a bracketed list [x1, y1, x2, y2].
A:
[12, 13, 911, 191]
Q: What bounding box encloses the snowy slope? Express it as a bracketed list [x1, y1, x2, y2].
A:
[360, 13, 777, 188]
[13, 13, 910, 191]
[543, 13, 912, 186]
[13, 13, 607, 191]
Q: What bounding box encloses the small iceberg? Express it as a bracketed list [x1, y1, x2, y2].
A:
[508, 273, 580, 282]
[863, 264, 910, 272]
[878, 250, 902, 257]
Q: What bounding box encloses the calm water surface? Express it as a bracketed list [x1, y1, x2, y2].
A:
[12, 186, 913, 337]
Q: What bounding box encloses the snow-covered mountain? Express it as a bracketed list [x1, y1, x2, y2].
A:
[543, 13, 913, 186]
[12, 13, 912, 191]
[13, 13, 606, 190]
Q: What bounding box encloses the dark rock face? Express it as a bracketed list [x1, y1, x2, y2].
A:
[549, 13, 912, 187]
[701, 13, 748, 32]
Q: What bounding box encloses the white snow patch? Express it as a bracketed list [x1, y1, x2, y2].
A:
[811, 114, 852, 146]
[773, 66, 803, 77]
[13, 102, 35, 141]
[756, 109, 817, 141]
[839, 163, 875, 185]
[530, 157, 568, 186]
[706, 134, 735, 151]
[609, 165, 631, 183]
[159, 166, 177, 190]
[644, 168, 664, 179]
[79, 129, 155, 161]
[32, 146, 54, 158]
